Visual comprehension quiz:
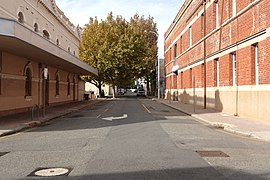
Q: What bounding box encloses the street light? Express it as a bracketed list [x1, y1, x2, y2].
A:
[145, 30, 160, 99]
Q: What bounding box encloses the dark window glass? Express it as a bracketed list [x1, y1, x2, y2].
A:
[43, 30, 50, 39]
[18, 12, 24, 23]
[25, 68, 32, 96]
[56, 74, 59, 95]
[34, 23, 38, 32]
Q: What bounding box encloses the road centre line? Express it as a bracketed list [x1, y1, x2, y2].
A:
[142, 104, 151, 114]
[97, 103, 114, 118]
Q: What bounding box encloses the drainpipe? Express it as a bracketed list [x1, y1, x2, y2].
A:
[203, 0, 207, 109]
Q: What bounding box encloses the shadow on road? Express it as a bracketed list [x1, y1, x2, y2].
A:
[21, 166, 270, 180]
[29, 97, 194, 133]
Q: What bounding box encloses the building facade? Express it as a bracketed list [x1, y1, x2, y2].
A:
[0, 0, 97, 116]
[164, 0, 270, 122]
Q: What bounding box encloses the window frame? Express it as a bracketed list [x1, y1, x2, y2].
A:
[231, 52, 237, 86]
[43, 30, 50, 40]
[18, 12, 24, 23]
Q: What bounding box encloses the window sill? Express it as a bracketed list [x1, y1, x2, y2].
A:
[25, 95, 32, 101]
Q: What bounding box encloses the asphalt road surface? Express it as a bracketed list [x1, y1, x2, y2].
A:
[0, 97, 270, 180]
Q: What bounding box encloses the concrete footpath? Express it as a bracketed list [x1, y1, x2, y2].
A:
[0, 100, 103, 137]
[155, 98, 270, 141]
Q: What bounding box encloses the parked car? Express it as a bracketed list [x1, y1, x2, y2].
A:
[117, 88, 125, 95]
[137, 89, 145, 96]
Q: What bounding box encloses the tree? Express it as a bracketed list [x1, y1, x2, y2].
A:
[130, 15, 158, 95]
[80, 12, 157, 98]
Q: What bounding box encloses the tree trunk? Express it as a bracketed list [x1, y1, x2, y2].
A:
[98, 83, 102, 98]
[146, 75, 150, 96]
[112, 84, 116, 99]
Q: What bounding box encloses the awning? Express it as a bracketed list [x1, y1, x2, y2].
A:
[0, 18, 98, 76]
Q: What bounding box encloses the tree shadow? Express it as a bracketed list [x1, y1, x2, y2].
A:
[25, 98, 190, 133]
[21, 166, 270, 180]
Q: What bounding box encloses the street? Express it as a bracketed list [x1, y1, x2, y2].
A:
[0, 97, 270, 180]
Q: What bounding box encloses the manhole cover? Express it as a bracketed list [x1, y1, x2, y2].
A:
[0, 152, 9, 157]
[28, 167, 72, 177]
[196, 150, 229, 157]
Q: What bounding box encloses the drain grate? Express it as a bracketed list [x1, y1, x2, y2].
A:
[161, 110, 170, 112]
[0, 152, 9, 157]
[68, 115, 84, 118]
[28, 167, 72, 177]
[196, 150, 229, 157]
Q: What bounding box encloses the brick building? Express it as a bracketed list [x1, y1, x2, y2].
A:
[164, 0, 270, 122]
[0, 0, 97, 116]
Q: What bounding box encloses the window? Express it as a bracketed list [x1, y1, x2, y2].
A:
[201, 63, 204, 87]
[56, 73, 60, 95]
[180, 36, 183, 54]
[181, 72, 183, 89]
[34, 23, 38, 32]
[190, 68, 193, 88]
[189, 26, 192, 47]
[56, 39, 59, 46]
[231, 52, 237, 86]
[73, 51, 76, 55]
[215, 0, 219, 28]
[68, 47, 70, 52]
[18, 12, 24, 23]
[174, 43, 177, 61]
[25, 67, 32, 96]
[201, 14, 204, 38]
[215, 58, 219, 87]
[232, 0, 237, 17]
[43, 30, 50, 39]
[253, 44, 259, 85]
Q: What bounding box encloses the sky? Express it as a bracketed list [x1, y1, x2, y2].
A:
[55, 0, 184, 58]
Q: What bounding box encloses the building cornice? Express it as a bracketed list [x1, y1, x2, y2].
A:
[0, 18, 98, 76]
[37, 0, 81, 40]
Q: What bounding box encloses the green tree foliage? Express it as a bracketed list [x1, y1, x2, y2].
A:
[80, 12, 158, 97]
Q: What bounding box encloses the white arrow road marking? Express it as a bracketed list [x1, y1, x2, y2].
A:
[102, 114, 128, 121]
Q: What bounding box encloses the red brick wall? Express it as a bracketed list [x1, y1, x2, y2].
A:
[219, 54, 232, 86]
[237, 46, 255, 85]
[206, 2, 215, 34]
[192, 16, 203, 45]
[259, 37, 270, 84]
[165, 0, 270, 92]
[191, 64, 205, 88]
[206, 60, 216, 87]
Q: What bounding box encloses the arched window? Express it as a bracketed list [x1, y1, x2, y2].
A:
[18, 12, 24, 23]
[25, 67, 32, 96]
[56, 39, 59, 46]
[55, 73, 60, 95]
[68, 47, 70, 52]
[43, 30, 50, 39]
[73, 51, 76, 55]
[34, 23, 39, 32]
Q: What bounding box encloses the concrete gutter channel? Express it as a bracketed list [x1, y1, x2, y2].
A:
[159, 101, 270, 141]
[0, 100, 104, 137]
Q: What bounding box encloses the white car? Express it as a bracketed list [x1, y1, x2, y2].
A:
[137, 89, 145, 96]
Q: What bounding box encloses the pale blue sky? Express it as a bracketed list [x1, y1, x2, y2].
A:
[55, 0, 184, 58]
